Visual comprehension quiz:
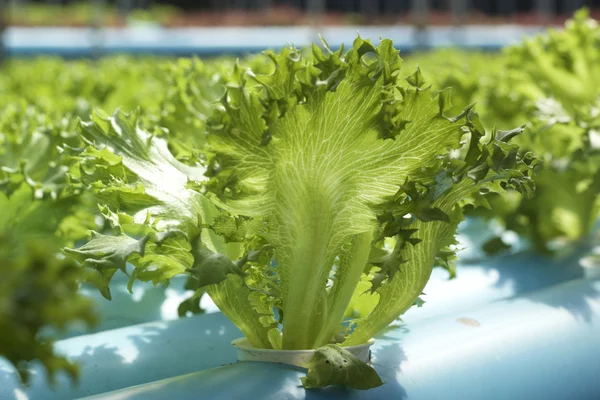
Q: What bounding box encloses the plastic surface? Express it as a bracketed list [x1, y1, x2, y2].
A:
[0, 313, 241, 400]
[0, 245, 594, 399]
[232, 338, 374, 367]
[401, 241, 591, 324]
[55, 274, 183, 339]
[455, 218, 530, 260]
[580, 247, 600, 280]
[56, 271, 220, 340]
[80, 278, 600, 400]
[3, 25, 544, 56]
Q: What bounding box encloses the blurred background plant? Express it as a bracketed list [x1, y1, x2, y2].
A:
[406, 9, 600, 254]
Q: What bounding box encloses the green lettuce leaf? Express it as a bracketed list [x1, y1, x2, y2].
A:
[301, 344, 383, 390]
[157, 58, 227, 163]
[0, 184, 96, 384]
[202, 37, 534, 388]
[64, 38, 535, 390]
[410, 10, 600, 253]
[205, 36, 534, 354]
[65, 109, 278, 348]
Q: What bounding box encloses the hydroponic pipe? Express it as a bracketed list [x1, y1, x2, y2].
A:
[0, 246, 590, 399]
[79, 277, 600, 400]
[401, 240, 590, 322]
[57, 273, 194, 340]
[0, 313, 242, 400]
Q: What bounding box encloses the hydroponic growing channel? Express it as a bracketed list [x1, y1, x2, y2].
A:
[1, 8, 599, 400]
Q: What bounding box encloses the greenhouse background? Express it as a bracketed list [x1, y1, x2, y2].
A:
[0, 1, 599, 399]
[2, 0, 600, 56]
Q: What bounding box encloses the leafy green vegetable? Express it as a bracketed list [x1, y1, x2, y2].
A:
[486, 9, 600, 252]
[157, 58, 227, 163]
[301, 345, 382, 390]
[0, 66, 105, 385]
[409, 9, 600, 254]
[405, 49, 505, 118]
[0, 103, 77, 198]
[0, 184, 96, 384]
[67, 36, 534, 389]
[65, 107, 274, 346]
[0, 54, 235, 387]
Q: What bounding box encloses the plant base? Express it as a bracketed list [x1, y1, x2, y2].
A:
[231, 338, 375, 368]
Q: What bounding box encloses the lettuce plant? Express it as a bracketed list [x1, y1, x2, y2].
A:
[0, 185, 96, 384]
[469, 10, 600, 253]
[408, 10, 600, 254]
[0, 54, 253, 386]
[0, 105, 97, 384]
[404, 49, 505, 118]
[491, 9, 600, 251]
[155, 57, 228, 163]
[66, 37, 534, 389]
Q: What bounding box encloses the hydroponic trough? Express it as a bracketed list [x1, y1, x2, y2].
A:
[1, 243, 598, 400]
[80, 277, 600, 400]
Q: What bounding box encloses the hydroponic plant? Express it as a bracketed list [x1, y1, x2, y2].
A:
[0, 56, 231, 386]
[0, 104, 97, 384]
[407, 9, 600, 254]
[0, 186, 96, 384]
[482, 9, 600, 252]
[64, 37, 535, 389]
[404, 49, 505, 119]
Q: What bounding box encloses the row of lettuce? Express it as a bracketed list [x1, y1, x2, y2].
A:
[410, 9, 600, 253]
[1, 9, 598, 390]
[0, 55, 231, 383]
[6, 3, 180, 27]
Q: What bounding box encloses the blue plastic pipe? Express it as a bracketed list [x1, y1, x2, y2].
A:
[401, 240, 589, 323]
[3, 26, 545, 57]
[58, 274, 191, 339]
[0, 245, 592, 399]
[79, 278, 600, 400]
[59, 272, 219, 340]
[0, 313, 242, 400]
